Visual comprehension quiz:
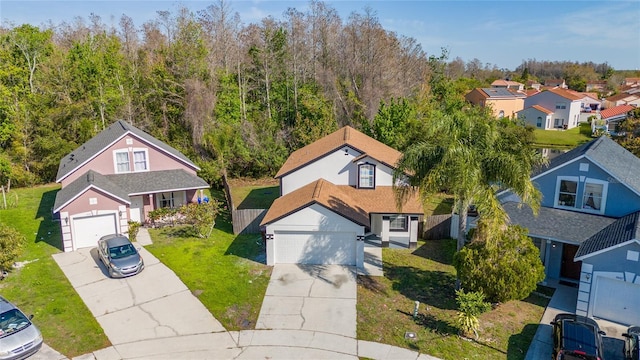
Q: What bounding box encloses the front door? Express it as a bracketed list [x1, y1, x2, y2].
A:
[130, 196, 143, 223]
[560, 244, 581, 280]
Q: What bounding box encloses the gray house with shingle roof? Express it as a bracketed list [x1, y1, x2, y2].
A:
[504, 136, 640, 326]
[53, 120, 208, 252]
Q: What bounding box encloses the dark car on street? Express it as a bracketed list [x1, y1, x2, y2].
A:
[551, 313, 606, 360]
[623, 326, 640, 360]
[98, 234, 144, 278]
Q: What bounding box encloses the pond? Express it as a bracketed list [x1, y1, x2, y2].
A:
[536, 147, 569, 161]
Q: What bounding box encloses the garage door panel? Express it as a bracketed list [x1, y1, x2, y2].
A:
[73, 214, 118, 249]
[593, 276, 640, 325]
[274, 231, 356, 265]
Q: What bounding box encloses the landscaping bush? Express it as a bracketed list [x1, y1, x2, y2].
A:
[455, 289, 490, 339]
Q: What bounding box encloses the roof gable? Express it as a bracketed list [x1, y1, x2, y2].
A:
[532, 136, 640, 196]
[575, 211, 640, 260]
[56, 120, 198, 182]
[275, 126, 402, 178]
[546, 88, 583, 101]
[261, 178, 423, 226]
[53, 170, 130, 212]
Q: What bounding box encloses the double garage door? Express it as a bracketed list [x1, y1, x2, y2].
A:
[274, 231, 356, 265]
[72, 213, 118, 250]
[592, 276, 640, 325]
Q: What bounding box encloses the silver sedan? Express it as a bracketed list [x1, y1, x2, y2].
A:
[98, 234, 144, 278]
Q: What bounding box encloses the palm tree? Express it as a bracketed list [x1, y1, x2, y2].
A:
[393, 106, 543, 252]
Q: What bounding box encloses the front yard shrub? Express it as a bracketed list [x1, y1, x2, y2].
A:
[0, 223, 25, 272]
[453, 225, 545, 303]
[455, 289, 490, 339]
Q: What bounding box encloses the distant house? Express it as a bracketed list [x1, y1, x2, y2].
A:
[603, 92, 640, 109]
[624, 77, 640, 86]
[490, 79, 525, 91]
[526, 80, 542, 90]
[53, 120, 209, 252]
[585, 80, 607, 92]
[518, 88, 583, 129]
[545, 78, 568, 89]
[594, 104, 636, 135]
[503, 136, 640, 326]
[464, 88, 525, 119]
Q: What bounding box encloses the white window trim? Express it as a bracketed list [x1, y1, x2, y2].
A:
[132, 148, 150, 172]
[113, 149, 130, 174]
[389, 215, 408, 232]
[581, 178, 608, 214]
[554, 176, 579, 209]
[358, 163, 376, 189]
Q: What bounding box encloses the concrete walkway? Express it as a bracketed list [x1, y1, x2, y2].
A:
[46, 228, 440, 360]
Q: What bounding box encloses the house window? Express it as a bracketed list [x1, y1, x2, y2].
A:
[389, 215, 408, 232]
[556, 177, 578, 208]
[133, 150, 148, 171]
[581, 179, 607, 213]
[498, 110, 505, 119]
[158, 192, 175, 208]
[115, 151, 130, 173]
[555, 102, 566, 109]
[536, 117, 542, 128]
[359, 163, 375, 188]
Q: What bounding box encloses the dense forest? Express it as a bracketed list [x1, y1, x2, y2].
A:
[0, 0, 637, 187]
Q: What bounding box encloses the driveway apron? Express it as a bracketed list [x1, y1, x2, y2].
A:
[256, 264, 357, 338]
[52, 247, 238, 357]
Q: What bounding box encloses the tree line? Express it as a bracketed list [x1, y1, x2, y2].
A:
[0, 0, 633, 187]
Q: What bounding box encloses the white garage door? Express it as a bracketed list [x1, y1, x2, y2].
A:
[274, 231, 356, 265]
[593, 276, 640, 325]
[72, 214, 118, 249]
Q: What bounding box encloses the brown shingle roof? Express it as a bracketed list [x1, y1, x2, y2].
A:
[275, 126, 402, 178]
[547, 87, 583, 101]
[531, 104, 554, 114]
[260, 179, 423, 227]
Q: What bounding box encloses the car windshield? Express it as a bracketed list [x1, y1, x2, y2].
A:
[109, 243, 137, 259]
[0, 309, 31, 338]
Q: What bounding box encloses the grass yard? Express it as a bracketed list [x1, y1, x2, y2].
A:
[227, 177, 279, 209]
[533, 122, 593, 148]
[357, 239, 548, 360]
[0, 185, 110, 357]
[144, 208, 272, 330]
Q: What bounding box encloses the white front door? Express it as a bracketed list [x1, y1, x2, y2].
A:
[130, 196, 143, 223]
[72, 213, 118, 250]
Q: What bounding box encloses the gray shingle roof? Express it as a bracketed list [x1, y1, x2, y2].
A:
[54, 169, 209, 212]
[532, 136, 640, 195]
[575, 211, 640, 259]
[503, 202, 617, 244]
[53, 170, 130, 211]
[56, 120, 197, 182]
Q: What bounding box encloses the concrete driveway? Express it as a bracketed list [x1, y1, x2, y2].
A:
[53, 246, 240, 359]
[256, 264, 357, 338]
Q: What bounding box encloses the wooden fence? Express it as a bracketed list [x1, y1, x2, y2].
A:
[422, 214, 452, 240]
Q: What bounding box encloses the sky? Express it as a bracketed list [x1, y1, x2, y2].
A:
[1, 0, 639, 70]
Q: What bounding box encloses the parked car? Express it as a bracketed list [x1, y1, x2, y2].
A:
[98, 234, 144, 278]
[551, 313, 606, 360]
[0, 296, 43, 360]
[623, 326, 640, 360]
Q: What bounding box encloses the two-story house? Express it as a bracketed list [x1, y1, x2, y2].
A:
[260, 126, 423, 268]
[490, 79, 525, 91]
[53, 120, 209, 252]
[464, 88, 525, 119]
[502, 136, 640, 326]
[517, 88, 583, 129]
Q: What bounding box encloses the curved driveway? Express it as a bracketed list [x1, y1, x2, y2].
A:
[51, 244, 440, 360]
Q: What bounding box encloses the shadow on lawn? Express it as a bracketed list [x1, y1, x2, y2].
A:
[35, 188, 63, 250]
[507, 323, 539, 360]
[411, 238, 457, 266]
[384, 263, 458, 311]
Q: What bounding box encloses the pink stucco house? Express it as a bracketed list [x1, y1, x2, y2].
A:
[53, 120, 209, 252]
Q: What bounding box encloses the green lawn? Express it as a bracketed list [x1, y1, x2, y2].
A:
[0, 185, 110, 357]
[144, 211, 272, 330]
[533, 122, 593, 148]
[357, 239, 548, 360]
[227, 178, 279, 209]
